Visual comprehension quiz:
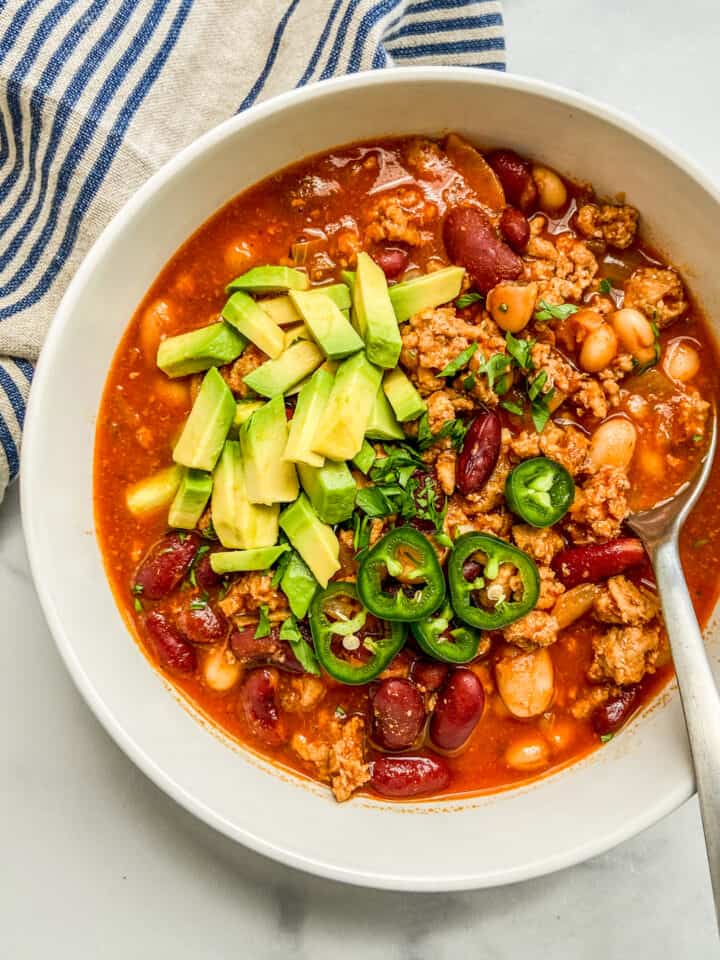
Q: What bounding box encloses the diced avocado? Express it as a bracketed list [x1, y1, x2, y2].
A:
[297, 460, 357, 524]
[383, 367, 426, 422]
[211, 440, 279, 549]
[284, 367, 334, 467]
[243, 340, 324, 398]
[353, 252, 402, 369]
[209, 544, 289, 575]
[222, 290, 285, 359]
[365, 385, 405, 441]
[312, 282, 351, 311]
[352, 439, 376, 474]
[168, 468, 212, 529]
[126, 464, 182, 517]
[289, 290, 363, 360]
[285, 359, 337, 396]
[226, 265, 309, 294]
[233, 400, 265, 430]
[240, 396, 299, 505]
[283, 322, 311, 349]
[280, 551, 318, 619]
[279, 494, 340, 588]
[341, 269, 355, 292]
[311, 352, 382, 460]
[156, 322, 246, 378]
[389, 266, 465, 323]
[259, 295, 302, 327]
[173, 367, 235, 471]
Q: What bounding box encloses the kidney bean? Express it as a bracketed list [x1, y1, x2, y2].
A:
[412, 659, 449, 693]
[231, 625, 303, 673]
[408, 470, 444, 533]
[146, 611, 197, 675]
[499, 206, 530, 252]
[430, 668, 485, 751]
[592, 685, 641, 736]
[371, 755, 451, 798]
[371, 678, 425, 751]
[456, 409, 501, 495]
[239, 668, 286, 746]
[194, 546, 224, 592]
[372, 245, 409, 279]
[462, 559, 485, 582]
[177, 602, 228, 644]
[443, 207, 522, 295]
[134, 532, 199, 600]
[486, 149, 538, 212]
[552, 538, 647, 588]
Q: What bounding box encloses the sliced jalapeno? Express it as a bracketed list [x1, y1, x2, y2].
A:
[357, 525, 446, 622]
[448, 532, 540, 630]
[411, 601, 484, 664]
[505, 457, 575, 527]
[309, 581, 405, 684]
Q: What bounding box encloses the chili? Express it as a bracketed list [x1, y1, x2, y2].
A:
[410, 601, 483, 664]
[448, 532, 540, 630]
[357, 526, 446, 622]
[309, 582, 405, 684]
[505, 457, 575, 527]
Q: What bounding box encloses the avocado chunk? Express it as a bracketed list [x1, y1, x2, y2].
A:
[297, 459, 357, 524]
[289, 289, 363, 360]
[313, 282, 351, 310]
[233, 400, 265, 431]
[168, 468, 213, 529]
[279, 494, 340, 588]
[382, 367, 426, 422]
[353, 252, 402, 368]
[173, 367, 235, 471]
[280, 551, 318, 618]
[156, 322, 246, 378]
[389, 266, 465, 323]
[352, 439, 376, 474]
[126, 464, 182, 517]
[283, 322, 311, 349]
[226, 265, 309, 294]
[259, 295, 302, 327]
[211, 440, 279, 549]
[240, 396, 299, 505]
[243, 340, 324, 398]
[209, 544, 289, 575]
[284, 367, 334, 467]
[365, 385, 405, 441]
[222, 290, 285, 359]
[311, 351, 382, 460]
[285, 358, 337, 397]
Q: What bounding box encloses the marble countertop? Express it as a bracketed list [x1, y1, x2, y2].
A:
[3, 0, 720, 955]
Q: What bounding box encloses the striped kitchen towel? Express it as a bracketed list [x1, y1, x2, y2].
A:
[0, 0, 505, 503]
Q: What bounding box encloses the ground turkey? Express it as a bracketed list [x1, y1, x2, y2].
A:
[523, 217, 599, 303]
[575, 202, 639, 250]
[291, 715, 371, 802]
[503, 610, 559, 650]
[588, 624, 668, 685]
[623, 267, 688, 327]
[567, 466, 630, 542]
[592, 576, 659, 625]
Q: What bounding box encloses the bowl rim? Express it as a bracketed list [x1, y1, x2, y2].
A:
[21, 65, 718, 891]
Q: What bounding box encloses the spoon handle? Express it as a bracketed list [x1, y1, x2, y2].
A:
[651, 537, 720, 922]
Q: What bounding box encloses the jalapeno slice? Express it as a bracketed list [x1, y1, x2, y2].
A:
[357, 526, 446, 622]
[505, 457, 575, 527]
[309, 581, 405, 684]
[411, 601, 484, 664]
[448, 532, 540, 630]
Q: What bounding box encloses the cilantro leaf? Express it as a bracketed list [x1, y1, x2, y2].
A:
[455, 291, 484, 309]
[254, 605, 272, 639]
[279, 616, 320, 676]
[633, 321, 661, 375]
[501, 399, 524, 416]
[271, 543, 293, 587]
[439, 343, 478, 378]
[133, 597, 143, 613]
[462, 373, 476, 391]
[505, 331, 535, 370]
[598, 278, 613, 294]
[415, 413, 468, 452]
[528, 369, 549, 401]
[355, 487, 394, 518]
[599, 733, 614, 744]
[530, 389, 554, 433]
[534, 299, 579, 322]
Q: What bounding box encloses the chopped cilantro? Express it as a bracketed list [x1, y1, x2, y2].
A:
[498, 302, 509, 313]
[271, 541, 293, 587]
[599, 733, 614, 744]
[416, 413, 468, 452]
[462, 373, 476, 391]
[527, 370, 549, 401]
[335, 705, 347, 719]
[353, 512, 372, 558]
[254, 605, 272, 639]
[131, 583, 144, 596]
[455, 291, 484, 309]
[530, 392, 554, 433]
[435, 532, 453, 549]
[505, 331, 535, 370]
[279, 615, 320, 675]
[501, 399, 524, 416]
[598, 278, 613, 294]
[693, 538, 710, 549]
[133, 597, 143, 613]
[439, 343, 478, 378]
[534, 299, 579, 322]
[478, 353, 512, 395]
[190, 596, 208, 611]
[693, 434, 704, 444]
[633, 321, 661, 375]
[355, 487, 394, 518]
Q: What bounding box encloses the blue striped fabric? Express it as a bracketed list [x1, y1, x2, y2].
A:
[0, 0, 505, 502]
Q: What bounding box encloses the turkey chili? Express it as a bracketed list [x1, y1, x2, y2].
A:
[95, 134, 720, 803]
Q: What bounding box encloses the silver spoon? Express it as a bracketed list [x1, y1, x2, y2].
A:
[627, 411, 719, 920]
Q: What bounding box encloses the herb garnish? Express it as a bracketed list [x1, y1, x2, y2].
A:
[501, 399, 524, 416]
[600, 733, 614, 744]
[534, 299, 579, 322]
[455, 291, 484, 309]
[133, 598, 143, 613]
[633, 321, 661, 375]
[416, 413, 468, 452]
[439, 343, 478, 378]
[279, 616, 320, 675]
[132, 583, 144, 596]
[254, 604, 272, 639]
[190, 595, 209, 611]
[598, 278, 613, 294]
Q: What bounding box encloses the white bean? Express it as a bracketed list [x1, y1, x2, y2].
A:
[495, 648, 554, 719]
[588, 417, 637, 471]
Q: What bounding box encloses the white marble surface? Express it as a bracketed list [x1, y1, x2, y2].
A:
[3, 1, 720, 955]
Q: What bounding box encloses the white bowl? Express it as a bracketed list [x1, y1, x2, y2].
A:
[22, 68, 720, 891]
